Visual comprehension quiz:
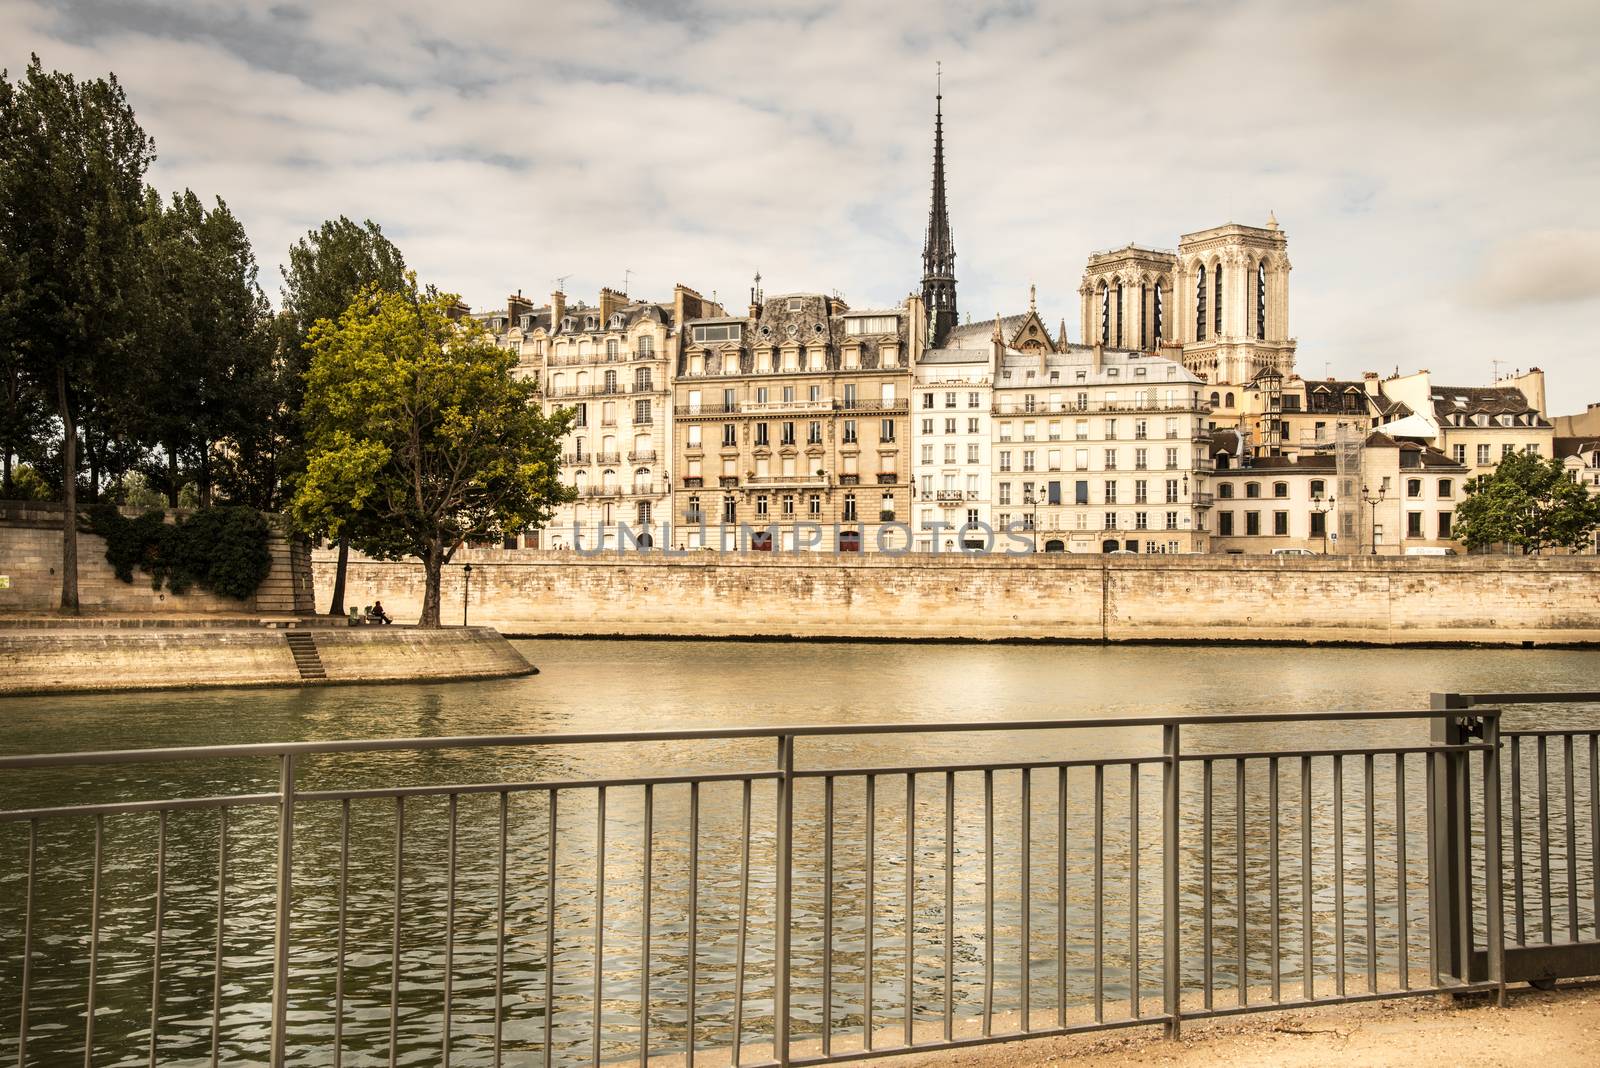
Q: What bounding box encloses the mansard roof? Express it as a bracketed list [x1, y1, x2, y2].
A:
[1429, 384, 1550, 427]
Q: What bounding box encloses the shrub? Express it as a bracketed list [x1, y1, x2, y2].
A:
[83, 504, 273, 601]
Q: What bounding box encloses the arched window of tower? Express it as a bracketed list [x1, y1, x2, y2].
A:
[1195, 264, 1207, 342]
[1213, 261, 1223, 336]
[1257, 260, 1267, 341]
[1099, 281, 1110, 344]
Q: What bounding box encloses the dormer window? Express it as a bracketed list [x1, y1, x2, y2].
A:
[561, 317, 574, 332]
[585, 316, 597, 330]
[787, 298, 802, 312]
[610, 313, 625, 329]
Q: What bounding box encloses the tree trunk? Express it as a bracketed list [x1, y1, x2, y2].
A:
[85, 424, 100, 503]
[327, 535, 349, 616]
[419, 544, 443, 628]
[57, 368, 79, 614]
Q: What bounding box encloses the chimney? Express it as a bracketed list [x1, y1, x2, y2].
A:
[598, 287, 623, 325]
[550, 288, 566, 332]
[507, 291, 533, 326]
[1092, 340, 1104, 375]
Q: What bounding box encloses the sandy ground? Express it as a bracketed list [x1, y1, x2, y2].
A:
[860, 982, 1600, 1068]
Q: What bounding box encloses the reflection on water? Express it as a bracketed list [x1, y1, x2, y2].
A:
[0, 642, 1597, 1066]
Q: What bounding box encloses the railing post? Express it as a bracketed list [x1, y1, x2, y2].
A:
[1162, 723, 1181, 1037]
[1482, 710, 1506, 1005]
[1428, 692, 1471, 985]
[774, 735, 794, 1065]
[271, 752, 295, 1068]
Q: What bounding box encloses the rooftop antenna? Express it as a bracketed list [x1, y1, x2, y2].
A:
[554, 274, 570, 294]
[622, 267, 632, 295]
[1491, 359, 1505, 382]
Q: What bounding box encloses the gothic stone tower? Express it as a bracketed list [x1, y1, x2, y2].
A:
[1171, 217, 1295, 385]
[1079, 245, 1178, 352]
[922, 87, 958, 349]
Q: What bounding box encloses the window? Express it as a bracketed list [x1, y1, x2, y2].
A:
[1105, 449, 1118, 470]
[1407, 512, 1423, 538]
[999, 451, 1012, 472]
[780, 422, 795, 446]
[843, 493, 858, 521]
[809, 494, 821, 516]
[1195, 264, 1207, 341]
[638, 335, 654, 358]
[1273, 481, 1289, 499]
[1256, 260, 1267, 341]
[921, 418, 933, 435]
[1477, 444, 1491, 465]
[603, 369, 618, 393]
[1075, 481, 1090, 505]
[634, 399, 651, 424]
[1526, 443, 1540, 456]
[687, 494, 701, 521]
[1245, 482, 1261, 499]
[944, 444, 957, 463]
[808, 421, 822, 445]
[722, 424, 736, 447]
[755, 423, 770, 446]
[722, 496, 736, 523]
[691, 323, 741, 343]
[1023, 450, 1036, 472]
[1134, 511, 1148, 531]
[1452, 444, 1466, 464]
[1438, 478, 1453, 498]
[782, 494, 795, 516]
[921, 445, 933, 465]
[1165, 479, 1179, 504]
[787, 298, 802, 312]
[1166, 512, 1178, 530]
[1166, 448, 1179, 469]
[968, 392, 980, 409]
[1105, 512, 1119, 530]
[945, 391, 957, 409]
[687, 425, 702, 448]
[574, 403, 588, 428]
[1310, 479, 1325, 498]
[756, 494, 769, 517]
[881, 492, 895, 519]
[880, 419, 896, 442]
[1104, 480, 1118, 504]
[999, 483, 1012, 505]
[1219, 483, 1234, 499]
[1273, 511, 1289, 536]
[634, 367, 653, 391]
[1310, 511, 1326, 537]
[967, 444, 980, 463]
[1107, 419, 1118, 441]
[1407, 478, 1422, 498]
[1245, 511, 1261, 536]
[845, 315, 898, 334]
[923, 393, 934, 409]
[843, 420, 858, 444]
[1134, 480, 1148, 504]
[1502, 443, 1515, 458]
[944, 418, 957, 434]
[1439, 512, 1452, 538]
[1219, 512, 1234, 536]
[1213, 263, 1223, 334]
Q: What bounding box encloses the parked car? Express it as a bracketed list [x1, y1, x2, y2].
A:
[1404, 546, 1458, 556]
[1271, 547, 1316, 556]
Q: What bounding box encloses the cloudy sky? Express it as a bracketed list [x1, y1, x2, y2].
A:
[5, 0, 1599, 404]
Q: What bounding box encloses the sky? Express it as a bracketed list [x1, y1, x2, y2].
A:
[5, 0, 1599, 407]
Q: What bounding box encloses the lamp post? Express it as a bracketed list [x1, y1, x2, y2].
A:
[1312, 495, 1336, 554]
[1361, 484, 1387, 555]
[462, 563, 473, 626]
[1024, 493, 1039, 552]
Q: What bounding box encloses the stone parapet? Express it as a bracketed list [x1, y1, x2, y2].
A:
[315, 550, 1600, 645]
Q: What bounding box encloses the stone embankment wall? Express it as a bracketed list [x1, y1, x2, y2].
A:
[0, 625, 534, 697]
[0, 501, 313, 615]
[318, 549, 1600, 645]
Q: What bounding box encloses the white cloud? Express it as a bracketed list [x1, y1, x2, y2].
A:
[4, 0, 1599, 406]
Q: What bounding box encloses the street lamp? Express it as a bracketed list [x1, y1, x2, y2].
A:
[1361, 484, 1387, 555]
[1023, 493, 1039, 551]
[462, 563, 473, 626]
[1312, 495, 1336, 554]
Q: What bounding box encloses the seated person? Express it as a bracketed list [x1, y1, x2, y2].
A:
[370, 600, 393, 625]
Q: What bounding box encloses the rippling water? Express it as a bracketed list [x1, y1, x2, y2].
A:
[1, 641, 1597, 1066]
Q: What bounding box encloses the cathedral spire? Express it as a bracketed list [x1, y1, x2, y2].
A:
[922, 67, 957, 349]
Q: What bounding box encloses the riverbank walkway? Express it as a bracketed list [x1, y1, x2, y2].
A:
[808, 982, 1599, 1067]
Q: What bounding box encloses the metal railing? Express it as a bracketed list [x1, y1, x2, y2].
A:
[2, 698, 1597, 1067]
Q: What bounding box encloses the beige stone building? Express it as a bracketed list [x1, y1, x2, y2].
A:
[475, 284, 722, 548]
[960, 293, 1216, 554]
[671, 288, 917, 551]
[1377, 369, 1552, 482]
[1210, 431, 1467, 555]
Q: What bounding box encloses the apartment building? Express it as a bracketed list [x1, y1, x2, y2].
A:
[476, 284, 720, 548]
[670, 288, 917, 550]
[1379, 369, 1552, 482]
[911, 345, 992, 550]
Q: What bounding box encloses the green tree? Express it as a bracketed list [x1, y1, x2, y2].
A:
[1454, 451, 1600, 554]
[137, 188, 275, 506]
[0, 56, 155, 611]
[280, 216, 406, 614]
[292, 280, 571, 627]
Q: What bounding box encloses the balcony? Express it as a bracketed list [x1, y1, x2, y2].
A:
[933, 489, 974, 503]
[682, 476, 704, 488]
[628, 450, 658, 463]
[993, 398, 1211, 416]
[744, 398, 834, 415]
[592, 452, 621, 465]
[839, 474, 860, 485]
[674, 404, 738, 417]
[875, 473, 899, 485]
[747, 474, 828, 488]
[719, 476, 740, 488]
[1192, 492, 1215, 507]
[682, 510, 705, 524]
[839, 399, 910, 412]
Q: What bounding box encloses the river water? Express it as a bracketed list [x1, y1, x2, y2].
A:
[1, 641, 1597, 1066]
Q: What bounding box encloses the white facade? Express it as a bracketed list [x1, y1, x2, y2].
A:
[911, 349, 993, 550]
[991, 347, 1213, 553]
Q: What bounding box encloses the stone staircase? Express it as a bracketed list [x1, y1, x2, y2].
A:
[284, 630, 326, 680]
